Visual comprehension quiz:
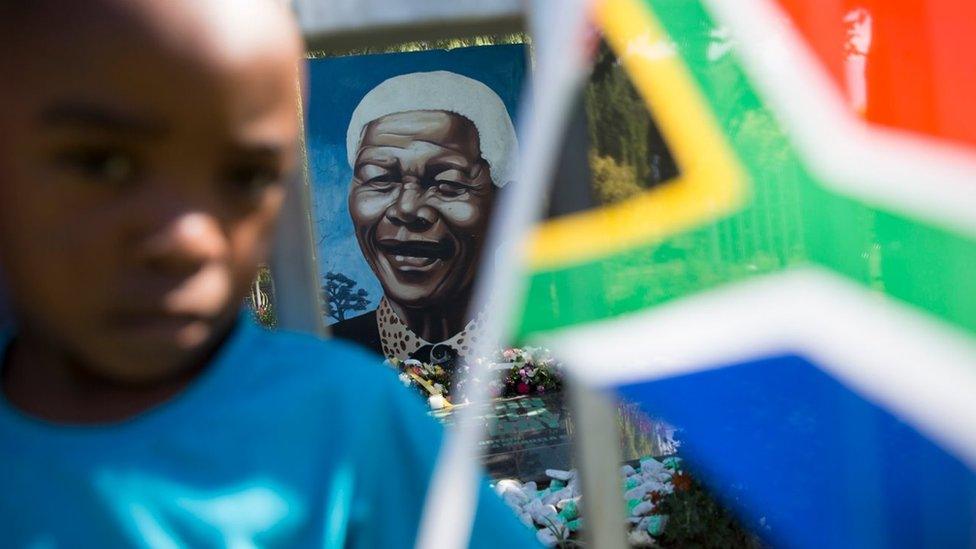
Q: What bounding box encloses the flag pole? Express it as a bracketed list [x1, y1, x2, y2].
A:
[415, 1, 596, 547]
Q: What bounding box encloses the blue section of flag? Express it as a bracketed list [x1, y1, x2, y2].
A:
[615, 354, 976, 548]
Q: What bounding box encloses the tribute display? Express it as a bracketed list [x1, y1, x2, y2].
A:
[306, 45, 525, 368]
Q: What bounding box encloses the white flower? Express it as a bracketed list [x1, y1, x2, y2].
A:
[398, 373, 412, 387]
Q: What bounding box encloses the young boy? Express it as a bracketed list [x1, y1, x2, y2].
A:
[0, 1, 538, 546]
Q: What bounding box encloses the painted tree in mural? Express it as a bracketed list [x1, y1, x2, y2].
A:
[323, 271, 369, 322]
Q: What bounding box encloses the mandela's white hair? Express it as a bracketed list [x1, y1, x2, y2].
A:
[346, 71, 518, 188]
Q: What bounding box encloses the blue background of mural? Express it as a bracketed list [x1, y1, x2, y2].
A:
[305, 45, 526, 324]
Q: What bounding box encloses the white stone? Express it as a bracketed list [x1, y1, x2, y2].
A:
[543, 487, 572, 507]
[640, 457, 666, 475]
[494, 479, 522, 496]
[567, 476, 580, 496]
[504, 491, 528, 508]
[532, 504, 560, 527]
[628, 529, 655, 547]
[644, 468, 673, 483]
[536, 528, 559, 547]
[545, 469, 574, 482]
[631, 501, 654, 516]
[625, 480, 669, 501]
[527, 499, 556, 525]
[556, 496, 581, 511]
[624, 485, 647, 501]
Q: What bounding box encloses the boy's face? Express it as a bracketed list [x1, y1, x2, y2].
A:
[0, 1, 302, 384]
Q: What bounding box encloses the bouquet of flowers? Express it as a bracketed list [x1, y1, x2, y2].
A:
[385, 347, 564, 407]
[492, 347, 563, 398]
[385, 357, 453, 406]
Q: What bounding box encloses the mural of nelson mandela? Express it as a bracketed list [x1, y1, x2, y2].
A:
[330, 71, 518, 369]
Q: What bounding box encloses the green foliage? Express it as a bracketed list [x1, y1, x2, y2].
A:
[655, 473, 764, 549]
[589, 152, 642, 205]
[584, 41, 677, 203]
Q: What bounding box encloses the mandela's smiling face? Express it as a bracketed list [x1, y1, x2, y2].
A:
[348, 110, 495, 309]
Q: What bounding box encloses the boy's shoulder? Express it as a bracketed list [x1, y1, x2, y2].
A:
[246, 321, 379, 367]
[225, 320, 442, 464]
[229, 319, 404, 406]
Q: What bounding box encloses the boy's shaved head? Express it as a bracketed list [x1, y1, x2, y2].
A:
[0, 0, 304, 397]
[0, 0, 302, 97]
[1, 0, 301, 66]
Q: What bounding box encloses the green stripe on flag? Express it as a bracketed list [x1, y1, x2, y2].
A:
[517, 0, 976, 339]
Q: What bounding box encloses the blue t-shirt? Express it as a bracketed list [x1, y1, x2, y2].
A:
[0, 318, 539, 548]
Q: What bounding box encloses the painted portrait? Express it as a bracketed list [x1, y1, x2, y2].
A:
[305, 45, 525, 368]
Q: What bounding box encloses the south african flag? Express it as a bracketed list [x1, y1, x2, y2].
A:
[519, 0, 976, 546]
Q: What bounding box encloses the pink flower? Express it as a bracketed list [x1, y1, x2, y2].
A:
[502, 349, 517, 361]
[537, 385, 546, 394]
[516, 382, 530, 395]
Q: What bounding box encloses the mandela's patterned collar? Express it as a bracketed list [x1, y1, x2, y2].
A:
[376, 298, 484, 364]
